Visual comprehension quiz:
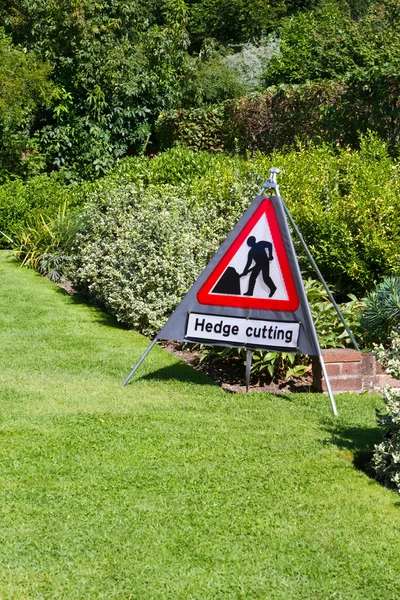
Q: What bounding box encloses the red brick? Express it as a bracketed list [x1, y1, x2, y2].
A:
[325, 363, 341, 376]
[322, 376, 362, 392]
[361, 353, 375, 376]
[374, 374, 387, 388]
[376, 362, 386, 375]
[362, 376, 379, 392]
[342, 363, 361, 376]
[322, 348, 361, 363]
[375, 374, 400, 388]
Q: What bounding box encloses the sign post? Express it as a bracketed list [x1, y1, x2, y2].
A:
[121, 169, 353, 416]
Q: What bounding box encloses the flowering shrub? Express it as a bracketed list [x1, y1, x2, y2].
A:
[69, 173, 259, 336]
[372, 327, 400, 493]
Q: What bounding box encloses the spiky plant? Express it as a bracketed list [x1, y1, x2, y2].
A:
[12, 202, 83, 282]
[360, 277, 400, 345]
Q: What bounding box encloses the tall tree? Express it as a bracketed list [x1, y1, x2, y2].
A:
[0, 28, 53, 180]
[186, 0, 319, 47]
[1, 0, 193, 178]
[263, 0, 400, 86]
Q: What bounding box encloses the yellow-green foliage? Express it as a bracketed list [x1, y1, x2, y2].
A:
[0, 173, 86, 248]
[7, 137, 400, 334]
[70, 136, 400, 335]
[252, 134, 400, 297]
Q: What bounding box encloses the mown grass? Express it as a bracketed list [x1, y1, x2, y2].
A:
[0, 251, 399, 599]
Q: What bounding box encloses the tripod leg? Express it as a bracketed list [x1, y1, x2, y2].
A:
[246, 349, 252, 393]
[318, 352, 338, 416]
[121, 337, 158, 387]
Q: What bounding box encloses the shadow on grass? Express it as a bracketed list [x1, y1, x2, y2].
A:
[324, 423, 383, 480]
[326, 425, 382, 452]
[55, 287, 131, 330]
[137, 362, 219, 388]
[138, 368, 299, 399]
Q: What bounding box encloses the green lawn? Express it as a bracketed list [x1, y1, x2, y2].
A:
[0, 250, 399, 599]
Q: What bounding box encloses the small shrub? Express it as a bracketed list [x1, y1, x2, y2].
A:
[223, 38, 280, 91]
[13, 202, 83, 282]
[194, 52, 247, 104]
[155, 105, 227, 153]
[199, 344, 311, 385]
[372, 327, 400, 493]
[37, 252, 72, 283]
[360, 276, 400, 345]
[0, 172, 85, 248]
[105, 145, 222, 187]
[304, 279, 364, 348]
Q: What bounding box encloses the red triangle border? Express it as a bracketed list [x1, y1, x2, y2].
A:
[197, 198, 300, 311]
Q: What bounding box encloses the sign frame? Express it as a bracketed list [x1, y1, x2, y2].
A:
[120, 169, 356, 417]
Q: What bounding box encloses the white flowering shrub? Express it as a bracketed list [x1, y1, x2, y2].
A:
[69, 174, 259, 336]
[372, 326, 400, 492]
[224, 37, 281, 91]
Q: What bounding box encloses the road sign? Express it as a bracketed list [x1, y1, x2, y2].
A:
[122, 181, 340, 417]
[156, 194, 321, 357]
[197, 198, 299, 311]
[186, 313, 300, 349]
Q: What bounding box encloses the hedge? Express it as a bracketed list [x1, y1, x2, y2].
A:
[68, 138, 400, 335]
[155, 70, 400, 156]
[70, 164, 260, 336]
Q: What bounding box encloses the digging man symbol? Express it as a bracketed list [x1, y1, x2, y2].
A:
[211, 235, 278, 298]
[240, 236, 277, 297]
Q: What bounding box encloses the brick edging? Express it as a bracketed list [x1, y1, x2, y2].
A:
[312, 348, 400, 393]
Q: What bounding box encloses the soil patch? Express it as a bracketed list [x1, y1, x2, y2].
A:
[163, 341, 314, 394]
[56, 280, 76, 295]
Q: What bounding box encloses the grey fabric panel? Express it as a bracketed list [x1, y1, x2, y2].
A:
[157, 194, 321, 356]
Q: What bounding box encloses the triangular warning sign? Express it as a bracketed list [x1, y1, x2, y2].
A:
[157, 194, 321, 357]
[122, 189, 339, 415]
[197, 198, 299, 311]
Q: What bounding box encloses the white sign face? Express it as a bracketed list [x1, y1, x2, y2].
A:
[186, 313, 300, 350]
[213, 212, 288, 301]
[196, 198, 300, 313]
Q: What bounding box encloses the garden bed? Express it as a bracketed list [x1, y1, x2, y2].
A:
[163, 341, 314, 394]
